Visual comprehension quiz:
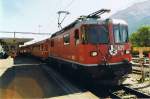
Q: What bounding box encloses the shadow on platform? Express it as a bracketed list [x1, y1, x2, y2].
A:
[0, 56, 80, 99]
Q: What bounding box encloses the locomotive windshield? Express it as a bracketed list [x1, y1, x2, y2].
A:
[113, 24, 128, 43]
[85, 25, 109, 44]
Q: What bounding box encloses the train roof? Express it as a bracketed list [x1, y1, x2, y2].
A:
[20, 38, 49, 48]
[51, 9, 111, 38]
[51, 18, 128, 38]
[51, 18, 105, 38]
[51, 20, 78, 38]
[48, 9, 128, 39]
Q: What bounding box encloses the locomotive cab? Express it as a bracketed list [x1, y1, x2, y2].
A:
[80, 19, 131, 62]
[79, 18, 132, 85]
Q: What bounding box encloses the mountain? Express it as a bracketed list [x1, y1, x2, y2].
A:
[111, 0, 150, 34]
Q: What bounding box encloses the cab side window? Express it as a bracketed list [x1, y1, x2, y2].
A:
[74, 29, 80, 45]
[63, 34, 70, 45]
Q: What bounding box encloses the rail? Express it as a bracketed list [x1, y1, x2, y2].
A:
[110, 86, 150, 98]
[131, 57, 150, 77]
[132, 57, 150, 67]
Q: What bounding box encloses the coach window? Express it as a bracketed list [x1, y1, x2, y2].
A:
[45, 44, 48, 51]
[74, 29, 80, 45]
[40, 45, 43, 51]
[63, 34, 70, 45]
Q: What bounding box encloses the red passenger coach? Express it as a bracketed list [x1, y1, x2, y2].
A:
[47, 9, 132, 85]
[19, 45, 32, 55]
[20, 39, 49, 60]
[31, 40, 49, 60]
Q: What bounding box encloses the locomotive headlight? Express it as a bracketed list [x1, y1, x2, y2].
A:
[91, 51, 98, 56]
[125, 50, 130, 54]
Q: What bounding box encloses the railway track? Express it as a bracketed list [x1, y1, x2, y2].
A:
[110, 85, 150, 98]
[132, 66, 150, 78]
[40, 59, 150, 98]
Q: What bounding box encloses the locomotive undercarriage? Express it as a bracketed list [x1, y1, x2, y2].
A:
[84, 61, 132, 85]
[47, 57, 132, 85]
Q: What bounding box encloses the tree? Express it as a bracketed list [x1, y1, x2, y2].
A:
[129, 26, 150, 47]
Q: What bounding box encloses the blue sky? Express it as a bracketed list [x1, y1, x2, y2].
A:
[0, 0, 148, 42]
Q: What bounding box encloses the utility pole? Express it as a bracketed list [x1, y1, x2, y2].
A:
[14, 32, 16, 39]
[38, 25, 42, 33]
[13, 32, 16, 43]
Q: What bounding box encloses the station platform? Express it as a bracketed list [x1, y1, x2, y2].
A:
[0, 56, 98, 99]
[0, 57, 14, 76]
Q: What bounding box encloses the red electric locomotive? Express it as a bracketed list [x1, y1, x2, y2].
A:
[47, 9, 132, 85]
[19, 9, 132, 85]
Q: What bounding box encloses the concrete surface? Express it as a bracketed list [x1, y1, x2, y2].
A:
[0, 57, 14, 76]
